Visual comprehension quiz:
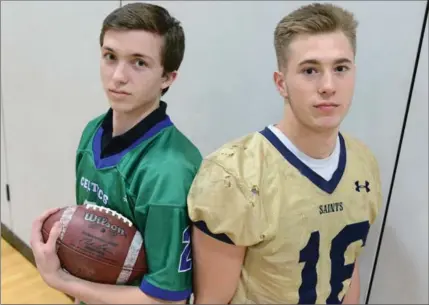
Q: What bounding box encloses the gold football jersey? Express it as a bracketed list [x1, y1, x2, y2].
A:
[188, 127, 382, 304]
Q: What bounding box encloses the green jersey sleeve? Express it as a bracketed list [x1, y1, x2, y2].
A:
[133, 160, 198, 301]
[139, 205, 192, 301]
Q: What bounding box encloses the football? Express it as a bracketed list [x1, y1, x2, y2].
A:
[41, 203, 147, 284]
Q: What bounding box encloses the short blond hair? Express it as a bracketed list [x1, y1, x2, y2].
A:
[274, 3, 358, 69]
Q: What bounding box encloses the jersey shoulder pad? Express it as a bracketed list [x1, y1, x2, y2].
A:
[342, 132, 383, 220]
[131, 155, 199, 210]
[77, 113, 105, 151]
[342, 132, 379, 170]
[160, 126, 203, 171]
[205, 132, 266, 178]
[188, 132, 269, 246]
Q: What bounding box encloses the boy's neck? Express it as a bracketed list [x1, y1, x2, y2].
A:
[112, 100, 160, 137]
[277, 109, 339, 160]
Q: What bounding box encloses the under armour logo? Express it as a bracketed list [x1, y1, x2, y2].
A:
[355, 180, 370, 192]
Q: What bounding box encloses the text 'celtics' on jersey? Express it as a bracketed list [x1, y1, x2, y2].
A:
[188, 127, 382, 304]
[75, 113, 202, 301]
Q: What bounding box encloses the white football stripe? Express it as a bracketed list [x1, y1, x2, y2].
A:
[59, 206, 77, 241]
[116, 231, 143, 284]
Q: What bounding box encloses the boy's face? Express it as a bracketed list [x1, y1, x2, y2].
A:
[100, 29, 176, 114]
[275, 30, 356, 132]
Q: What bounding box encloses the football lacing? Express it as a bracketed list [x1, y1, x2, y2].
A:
[84, 203, 133, 227]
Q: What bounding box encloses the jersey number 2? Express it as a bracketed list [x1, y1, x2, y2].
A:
[179, 226, 192, 272]
[298, 221, 370, 304]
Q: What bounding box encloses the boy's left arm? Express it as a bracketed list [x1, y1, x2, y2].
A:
[55, 272, 184, 304]
[343, 261, 360, 304]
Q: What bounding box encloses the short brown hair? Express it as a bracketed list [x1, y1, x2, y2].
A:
[274, 3, 358, 69]
[100, 2, 185, 95]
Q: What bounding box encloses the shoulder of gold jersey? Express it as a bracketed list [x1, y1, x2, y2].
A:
[204, 131, 268, 178]
[187, 132, 269, 246]
[341, 132, 380, 171]
[342, 132, 383, 219]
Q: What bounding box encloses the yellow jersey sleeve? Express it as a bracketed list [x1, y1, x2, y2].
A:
[187, 158, 267, 247]
[346, 133, 383, 225]
[369, 151, 383, 224]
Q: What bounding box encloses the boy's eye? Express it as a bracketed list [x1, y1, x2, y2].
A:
[303, 68, 317, 74]
[135, 59, 146, 67]
[336, 65, 349, 72]
[104, 53, 116, 61]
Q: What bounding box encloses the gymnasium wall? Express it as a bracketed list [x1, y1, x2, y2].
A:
[1, 1, 428, 304]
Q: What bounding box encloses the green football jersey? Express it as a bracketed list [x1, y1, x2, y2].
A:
[75, 113, 202, 301]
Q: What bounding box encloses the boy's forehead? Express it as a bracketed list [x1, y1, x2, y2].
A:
[102, 29, 162, 61]
[287, 31, 354, 64]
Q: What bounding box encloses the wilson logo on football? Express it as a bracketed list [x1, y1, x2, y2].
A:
[84, 212, 127, 237]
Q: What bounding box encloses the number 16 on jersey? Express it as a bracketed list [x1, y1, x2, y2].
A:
[299, 221, 370, 304]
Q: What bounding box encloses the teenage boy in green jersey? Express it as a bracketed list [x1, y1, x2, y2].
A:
[30, 3, 202, 304]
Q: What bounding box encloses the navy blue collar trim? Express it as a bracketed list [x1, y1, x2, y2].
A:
[260, 127, 346, 194]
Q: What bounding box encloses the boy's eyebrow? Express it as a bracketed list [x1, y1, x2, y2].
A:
[298, 58, 352, 66]
[102, 46, 154, 63]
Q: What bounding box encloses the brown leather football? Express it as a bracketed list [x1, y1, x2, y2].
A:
[41, 203, 147, 284]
